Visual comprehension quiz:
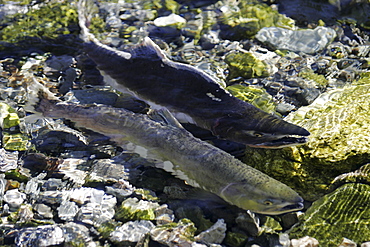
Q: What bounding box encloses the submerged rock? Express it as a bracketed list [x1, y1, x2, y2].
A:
[150, 218, 199, 246]
[219, 2, 295, 40]
[110, 220, 155, 244]
[255, 26, 336, 55]
[3, 189, 26, 211]
[16, 225, 64, 246]
[290, 183, 370, 246]
[0, 149, 18, 172]
[242, 79, 370, 201]
[194, 219, 227, 245]
[115, 197, 160, 222]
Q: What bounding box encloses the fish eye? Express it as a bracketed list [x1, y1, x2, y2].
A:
[254, 132, 264, 137]
[263, 200, 273, 206]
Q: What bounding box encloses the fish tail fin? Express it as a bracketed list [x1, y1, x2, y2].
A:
[78, 0, 99, 43]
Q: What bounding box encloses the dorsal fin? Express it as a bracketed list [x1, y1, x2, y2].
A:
[148, 108, 184, 129]
[130, 37, 168, 60]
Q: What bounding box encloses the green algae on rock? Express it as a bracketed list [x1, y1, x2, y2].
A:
[219, 1, 295, 40]
[0, 1, 79, 43]
[241, 80, 370, 201]
[226, 84, 277, 114]
[0, 103, 20, 129]
[151, 218, 197, 245]
[225, 52, 269, 79]
[289, 183, 370, 246]
[115, 197, 160, 222]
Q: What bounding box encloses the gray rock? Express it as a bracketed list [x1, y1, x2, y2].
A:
[0, 149, 18, 172]
[42, 178, 64, 191]
[57, 201, 79, 221]
[105, 179, 135, 201]
[34, 203, 53, 219]
[256, 26, 336, 54]
[77, 201, 116, 226]
[16, 225, 64, 247]
[154, 204, 175, 225]
[62, 222, 97, 247]
[88, 158, 129, 183]
[194, 219, 227, 244]
[0, 174, 7, 201]
[38, 191, 64, 205]
[110, 220, 155, 243]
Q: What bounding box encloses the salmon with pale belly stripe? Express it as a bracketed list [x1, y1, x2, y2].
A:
[77, 0, 310, 148]
[27, 81, 303, 215]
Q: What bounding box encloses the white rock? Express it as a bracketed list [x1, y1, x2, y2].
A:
[16, 225, 64, 246]
[3, 189, 26, 210]
[153, 13, 186, 27]
[110, 220, 155, 243]
[57, 201, 79, 221]
[290, 236, 319, 247]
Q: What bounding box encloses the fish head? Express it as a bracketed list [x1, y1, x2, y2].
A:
[219, 181, 304, 215]
[211, 111, 310, 148]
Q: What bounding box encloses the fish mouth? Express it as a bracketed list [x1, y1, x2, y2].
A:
[254, 200, 304, 215]
[247, 136, 309, 149]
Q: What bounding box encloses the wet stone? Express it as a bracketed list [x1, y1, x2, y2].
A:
[105, 180, 135, 202]
[62, 222, 96, 247]
[42, 178, 64, 191]
[57, 201, 79, 221]
[87, 158, 129, 183]
[290, 236, 319, 247]
[115, 197, 160, 222]
[256, 26, 336, 55]
[194, 219, 227, 245]
[235, 211, 260, 237]
[150, 218, 198, 246]
[38, 191, 64, 205]
[110, 220, 155, 244]
[154, 204, 175, 225]
[0, 149, 18, 172]
[34, 203, 53, 219]
[3, 189, 26, 211]
[0, 174, 6, 201]
[58, 158, 87, 185]
[15, 225, 64, 246]
[339, 238, 357, 247]
[76, 200, 116, 226]
[290, 183, 370, 246]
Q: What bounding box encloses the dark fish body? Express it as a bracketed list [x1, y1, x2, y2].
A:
[78, 1, 310, 148]
[30, 85, 303, 215]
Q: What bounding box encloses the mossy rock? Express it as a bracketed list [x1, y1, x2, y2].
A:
[241, 79, 370, 201]
[298, 68, 328, 88]
[115, 197, 159, 222]
[226, 84, 276, 114]
[0, 1, 79, 43]
[0, 103, 20, 129]
[219, 1, 294, 40]
[225, 52, 269, 79]
[290, 183, 370, 246]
